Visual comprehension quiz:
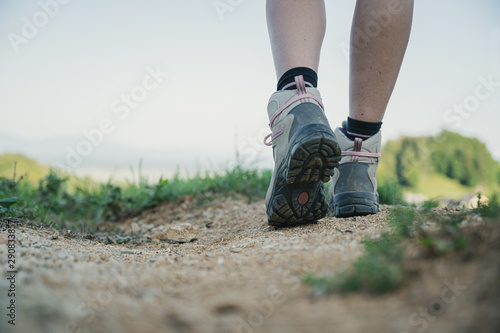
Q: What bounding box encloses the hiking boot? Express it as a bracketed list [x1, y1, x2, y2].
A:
[329, 125, 382, 217]
[264, 75, 341, 226]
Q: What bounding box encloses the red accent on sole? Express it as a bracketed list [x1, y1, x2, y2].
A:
[297, 192, 309, 205]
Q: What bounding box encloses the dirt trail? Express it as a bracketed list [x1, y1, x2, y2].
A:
[0, 197, 499, 333]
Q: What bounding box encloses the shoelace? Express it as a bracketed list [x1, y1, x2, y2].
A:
[340, 137, 381, 162]
[264, 75, 324, 146]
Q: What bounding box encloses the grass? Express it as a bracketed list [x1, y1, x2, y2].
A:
[304, 207, 417, 295]
[377, 178, 406, 205]
[0, 166, 272, 230]
[304, 196, 500, 295]
[421, 198, 439, 213]
[304, 232, 405, 294]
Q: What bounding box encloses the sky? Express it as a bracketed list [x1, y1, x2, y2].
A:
[0, 0, 499, 181]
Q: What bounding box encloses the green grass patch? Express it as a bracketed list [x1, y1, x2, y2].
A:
[304, 232, 405, 294]
[387, 207, 419, 239]
[305, 207, 417, 294]
[0, 166, 272, 230]
[421, 198, 439, 213]
[377, 178, 406, 205]
[303, 197, 500, 295]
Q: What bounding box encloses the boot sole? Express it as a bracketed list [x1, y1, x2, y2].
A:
[267, 124, 341, 227]
[330, 192, 379, 218]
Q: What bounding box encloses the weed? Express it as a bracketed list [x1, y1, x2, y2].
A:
[304, 203, 475, 294]
[421, 199, 439, 213]
[0, 197, 19, 210]
[378, 178, 406, 205]
[452, 237, 469, 250]
[144, 178, 169, 208]
[37, 169, 68, 211]
[475, 193, 500, 218]
[344, 233, 404, 293]
[0, 197, 19, 216]
[419, 236, 450, 256]
[304, 233, 405, 294]
[388, 207, 418, 239]
[97, 183, 124, 221]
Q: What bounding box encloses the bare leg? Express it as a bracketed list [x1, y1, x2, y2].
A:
[266, 0, 326, 79]
[350, 0, 414, 122]
[265, 0, 340, 226]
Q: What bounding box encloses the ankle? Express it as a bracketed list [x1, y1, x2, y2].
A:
[344, 117, 382, 140]
[277, 67, 318, 91]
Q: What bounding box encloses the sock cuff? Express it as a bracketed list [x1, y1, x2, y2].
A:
[346, 117, 382, 139]
[277, 67, 318, 91]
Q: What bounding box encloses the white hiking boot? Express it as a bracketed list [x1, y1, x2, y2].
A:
[328, 125, 382, 217]
[264, 75, 341, 226]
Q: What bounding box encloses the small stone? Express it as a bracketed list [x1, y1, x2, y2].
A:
[144, 224, 155, 232]
[131, 222, 140, 234]
[156, 257, 167, 266]
[217, 257, 225, 265]
[0, 233, 7, 245]
[100, 254, 108, 261]
[166, 223, 198, 243]
[149, 256, 165, 263]
[467, 195, 489, 209]
[51, 229, 59, 240]
[151, 231, 167, 241]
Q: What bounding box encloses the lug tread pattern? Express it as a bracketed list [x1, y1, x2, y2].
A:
[267, 131, 341, 227]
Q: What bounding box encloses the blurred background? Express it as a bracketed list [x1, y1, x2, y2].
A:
[0, 0, 499, 202]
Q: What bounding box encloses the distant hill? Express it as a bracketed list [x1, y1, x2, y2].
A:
[0, 153, 102, 192]
[0, 153, 50, 185]
[378, 130, 500, 198]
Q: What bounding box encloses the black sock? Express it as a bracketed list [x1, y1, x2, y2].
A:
[277, 67, 318, 91]
[345, 117, 382, 140]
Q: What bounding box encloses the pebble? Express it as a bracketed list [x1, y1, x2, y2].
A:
[151, 231, 167, 241]
[144, 224, 155, 232]
[131, 222, 141, 234]
[165, 223, 198, 243]
[0, 233, 7, 245]
[149, 256, 168, 266]
[51, 229, 59, 240]
[156, 258, 168, 266]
